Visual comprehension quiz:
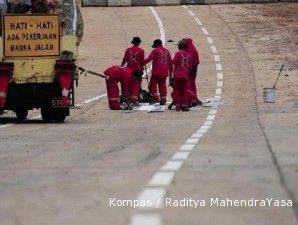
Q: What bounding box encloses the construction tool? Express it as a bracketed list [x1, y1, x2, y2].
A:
[78, 67, 109, 80]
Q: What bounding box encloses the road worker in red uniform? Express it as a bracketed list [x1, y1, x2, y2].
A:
[145, 39, 172, 105]
[183, 38, 202, 107]
[121, 37, 145, 105]
[171, 40, 193, 111]
[103, 66, 133, 110]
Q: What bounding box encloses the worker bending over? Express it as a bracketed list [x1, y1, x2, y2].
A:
[104, 66, 133, 110]
[121, 37, 145, 105]
[145, 39, 172, 105]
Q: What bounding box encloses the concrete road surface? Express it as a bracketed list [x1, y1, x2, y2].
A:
[0, 3, 297, 225]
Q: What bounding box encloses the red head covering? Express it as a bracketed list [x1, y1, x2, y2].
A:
[184, 38, 200, 67]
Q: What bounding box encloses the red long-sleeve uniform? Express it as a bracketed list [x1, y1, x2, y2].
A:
[145, 46, 172, 102]
[184, 38, 201, 106]
[104, 66, 133, 110]
[172, 49, 193, 108]
[122, 46, 145, 103]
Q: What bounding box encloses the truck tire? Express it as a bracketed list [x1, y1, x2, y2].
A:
[53, 109, 67, 123]
[41, 106, 54, 123]
[16, 108, 28, 121]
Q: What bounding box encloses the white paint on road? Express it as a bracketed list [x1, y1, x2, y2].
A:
[137, 188, 166, 209]
[214, 54, 220, 62]
[195, 18, 203, 26]
[148, 172, 175, 186]
[130, 214, 162, 225]
[0, 94, 107, 129]
[161, 160, 184, 171]
[202, 27, 209, 35]
[216, 63, 223, 71]
[217, 72, 223, 80]
[188, 10, 195, 17]
[211, 45, 218, 54]
[172, 151, 190, 160]
[130, 5, 225, 225]
[207, 36, 214, 44]
[149, 7, 166, 44]
[179, 144, 195, 151]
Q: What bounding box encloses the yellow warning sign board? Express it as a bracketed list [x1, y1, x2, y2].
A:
[3, 14, 60, 58]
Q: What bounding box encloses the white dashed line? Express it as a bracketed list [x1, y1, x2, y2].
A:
[130, 214, 162, 225]
[214, 55, 220, 62]
[207, 115, 216, 121]
[185, 138, 199, 144]
[207, 36, 213, 44]
[203, 120, 213, 126]
[179, 144, 196, 151]
[217, 81, 224, 87]
[216, 88, 223, 95]
[148, 172, 175, 186]
[137, 188, 166, 209]
[131, 6, 225, 225]
[161, 160, 184, 171]
[216, 63, 223, 71]
[211, 45, 218, 54]
[188, 10, 195, 17]
[172, 151, 190, 160]
[209, 109, 218, 115]
[195, 18, 203, 26]
[217, 72, 223, 80]
[202, 27, 209, 35]
[191, 132, 203, 138]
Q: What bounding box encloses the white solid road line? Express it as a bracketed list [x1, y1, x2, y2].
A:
[75, 94, 107, 106]
[0, 94, 107, 129]
[149, 7, 166, 44]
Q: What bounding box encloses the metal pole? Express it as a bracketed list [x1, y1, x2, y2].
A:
[273, 64, 284, 89]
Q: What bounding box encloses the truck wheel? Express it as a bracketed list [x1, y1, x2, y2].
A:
[53, 109, 67, 123]
[41, 106, 54, 123]
[16, 108, 28, 121]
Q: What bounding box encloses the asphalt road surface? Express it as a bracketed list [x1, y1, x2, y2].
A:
[0, 3, 297, 225]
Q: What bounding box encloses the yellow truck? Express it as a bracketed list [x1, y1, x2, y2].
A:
[0, 0, 83, 123]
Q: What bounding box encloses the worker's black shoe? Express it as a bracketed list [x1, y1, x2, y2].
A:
[181, 107, 189, 112]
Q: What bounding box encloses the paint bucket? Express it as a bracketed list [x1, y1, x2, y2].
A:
[263, 88, 275, 103]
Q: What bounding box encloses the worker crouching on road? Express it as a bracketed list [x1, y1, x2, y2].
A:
[104, 66, 133, 110]
[184, 37, 202, 107]
[121, 37, 145, 105]
[145, 39, 172, 105]
[171, 40, 193, 111]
